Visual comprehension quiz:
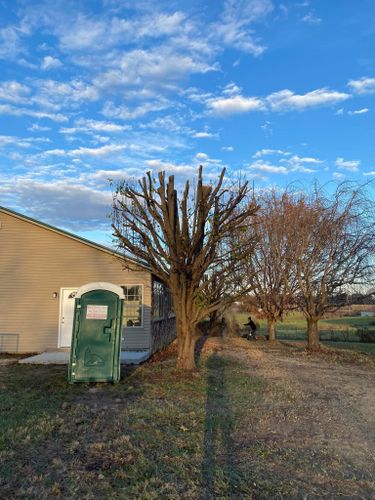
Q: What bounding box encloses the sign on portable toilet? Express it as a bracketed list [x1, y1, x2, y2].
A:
[68, 282, 124, 383]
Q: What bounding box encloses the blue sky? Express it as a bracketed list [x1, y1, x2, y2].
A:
[1, 0, 375, 244]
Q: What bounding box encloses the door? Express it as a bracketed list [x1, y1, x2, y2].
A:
[69, 289, 123, 382]
[59, 288, 78, 347]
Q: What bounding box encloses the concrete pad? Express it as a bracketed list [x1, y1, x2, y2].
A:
[19, 352, 69, 364]
[19, 350, 151, 365]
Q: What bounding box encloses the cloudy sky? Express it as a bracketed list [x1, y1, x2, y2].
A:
[1, 0, 375, 244]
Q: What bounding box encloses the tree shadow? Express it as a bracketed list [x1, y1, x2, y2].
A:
[202, 353, 242, 495]
[195, 335, 209, 366]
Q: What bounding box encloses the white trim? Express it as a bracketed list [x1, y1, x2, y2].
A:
[58, 287, 78, 348]
[76, 282, 125, 299]
[121, 284, 144, 329]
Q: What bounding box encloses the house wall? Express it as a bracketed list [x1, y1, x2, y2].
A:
[0, 210, 152, 353]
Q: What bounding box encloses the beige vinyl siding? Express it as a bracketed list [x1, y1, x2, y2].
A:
[0, 210, 151, 353]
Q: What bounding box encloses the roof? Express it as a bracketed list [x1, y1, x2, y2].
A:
[0, 205, 151, 272]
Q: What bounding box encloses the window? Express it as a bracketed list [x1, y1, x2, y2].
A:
[152, 280, 174, 319]
[153, 281, 164, 319]
[122, 285, 143, 327]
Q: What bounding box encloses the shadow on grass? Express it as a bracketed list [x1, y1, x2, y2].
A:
[202, 353, 243, 495]
[195, 335, 209, 366]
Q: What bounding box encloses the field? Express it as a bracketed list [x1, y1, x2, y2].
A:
[1, 338, 375, 498]
[235, 312, 375, 352]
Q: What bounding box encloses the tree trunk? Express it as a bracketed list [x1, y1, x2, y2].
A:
[307, 317, 320, 351]
[267, 318, 277, 342]
[176, 321, 197, 371]
[172, 284, 199, 371]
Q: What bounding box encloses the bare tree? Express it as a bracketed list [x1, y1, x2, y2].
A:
[289, 183, 375, 350]
[112, 166, 258, 370]
[243, 189, 298, 341]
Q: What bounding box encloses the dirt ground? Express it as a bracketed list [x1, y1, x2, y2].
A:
[201, 337, 375, 498]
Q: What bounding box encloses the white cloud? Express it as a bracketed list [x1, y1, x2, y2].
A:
[192, 131, 215, 138]
[248, 152, 322, 175]
[348, 108, 369, 115]
[76, 118, 130, 133]
[222, 146, 234, 151]
[0, 24, 28, 59]
[34, 79, 99, 109]
[102, 99, 171, 120]
[90, 169, 140, 182]
[335, 157, 360, 172]
[282, 154, 322, 173]
[44, 144, 127, 157]
[253, 148, 290, 158]
[249, 160, 289, 174]
[145, 159, 196, 174]
[60, 118, 131, 135]
[348, 77, 375, 95]
[208, 94, 264, 116]
[287, 154, 322, 164]
[0, 81, 30, 104]
[0, 103, 67, 121]
[222, 82, 242, 96]
[333, 172, 345, 180]
[205, 84, 351, 116]
[41, 56, 63, 70]
[94, 47, 217, 92]
[214, 0, 274, 56]
[56, 12, 187, 52]
[2, 179, 112, 230]
[363, 171, 375, 177]
[0, 135, 30, 148]
[196, 152, 208, 161]
[27, 123, 51, 132]
[301, 13, 322, 24]
[43, 148, 67, 156]
[72, 144, 126, 157]
[267, 88, 350, 111]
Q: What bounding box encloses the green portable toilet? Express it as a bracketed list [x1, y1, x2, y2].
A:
[68, 283, 125, 383]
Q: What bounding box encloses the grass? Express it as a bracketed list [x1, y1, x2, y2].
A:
[0, 352, 274, 498]
[1, 340, 374, 498]
[322, 341, 375, 355]
[235, 311, 375, 331]
[234, 311, 375, 354]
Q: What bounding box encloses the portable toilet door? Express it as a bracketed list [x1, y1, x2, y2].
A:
[68, 283, 124, 383]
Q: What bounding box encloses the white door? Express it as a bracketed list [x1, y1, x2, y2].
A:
[58, 288, 78, 348]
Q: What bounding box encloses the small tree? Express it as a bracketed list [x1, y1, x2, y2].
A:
[112, 166, 257, 370]
[289, 183, 375, 350]
[242, 189, 298, 341]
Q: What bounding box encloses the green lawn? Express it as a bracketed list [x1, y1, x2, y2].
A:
[233, 311, 375, 352]
[235, 311, 375, 331]
[322, 341, 375, 355]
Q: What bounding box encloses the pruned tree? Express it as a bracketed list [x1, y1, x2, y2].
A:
[242, 189, 298, 341]
[112, 166, 258, 370]
[289, 183, 375, 350]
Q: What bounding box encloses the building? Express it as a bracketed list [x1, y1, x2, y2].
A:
[0, 206, 175, 355]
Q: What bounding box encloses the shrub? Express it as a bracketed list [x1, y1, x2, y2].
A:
[357, 328, 375, 343]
